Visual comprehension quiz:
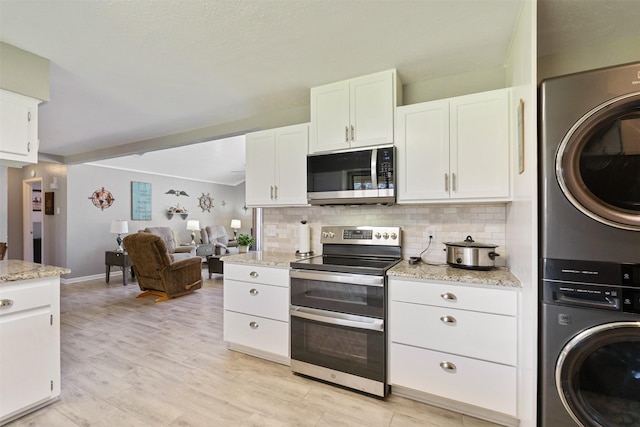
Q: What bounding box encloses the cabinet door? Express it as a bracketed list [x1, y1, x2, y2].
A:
[450, 88, 510, 199]
[309, 80, 350, 153]
[274, 123, 309, 206]
[396, 100, 450, 202]
[0, 311, 53, 417]
[350, 70, 395, 149]
[245, 129, 276, 206]
[0, 91, 38, 165]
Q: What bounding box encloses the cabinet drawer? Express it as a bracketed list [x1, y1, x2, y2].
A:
[389, 278, 516, 316]
[224, 263, 290, 287]
[390, 301, 516, 365]
[0, 281, 51, 316]
[223, 310, 289, 358]
[224, 280, 289, 321]
[390, 343, 516, 416]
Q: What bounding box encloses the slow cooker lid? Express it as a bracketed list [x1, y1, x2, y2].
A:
[445, 235, 498, 248]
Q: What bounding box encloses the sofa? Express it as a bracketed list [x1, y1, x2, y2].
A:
[143, 227, 196, 261]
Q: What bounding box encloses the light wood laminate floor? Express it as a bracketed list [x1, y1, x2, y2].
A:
[8, 273, 501, 427]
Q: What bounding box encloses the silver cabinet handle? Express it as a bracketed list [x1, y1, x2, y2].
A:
[270, 185, 274, 199]
[350, 125, 355, 142]
[444, 173, 449, 192]
[440, 361, 457, 372]
[452, 173, 457, 192]
[274, 185, 278, 199]
[249, 321, 259, 329]
[249, 271, 259, 278]
[27, 142, 31, 152]
[345, 126, 349, 142]
[440, 292, 457, 301]
[27, 111, 31, 122]
[1, 299, 14, 308]
[249, 288, 259, 296]
[440, 315, 457, 324]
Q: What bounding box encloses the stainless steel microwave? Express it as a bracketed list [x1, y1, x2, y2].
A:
[307, 146, 395, 205]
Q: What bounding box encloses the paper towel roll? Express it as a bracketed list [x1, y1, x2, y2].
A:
[299, 221, 311, 254]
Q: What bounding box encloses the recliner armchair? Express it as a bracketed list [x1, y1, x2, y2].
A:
[123, 233, 202, 302]
[200, 225, 238, 255]
[143, 227, 196, 261]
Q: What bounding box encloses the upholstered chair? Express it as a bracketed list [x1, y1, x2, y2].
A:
[143, 227, 196, 261]
[200, 225, 238, 255]
[123, 233, 202, 302]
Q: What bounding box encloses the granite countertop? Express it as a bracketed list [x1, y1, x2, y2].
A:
[222, 251, 305, 268]
[388, 260, 521, 288]
[0, 260, 71, 283]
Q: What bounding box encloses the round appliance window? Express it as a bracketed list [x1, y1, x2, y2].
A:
[555, 322, 640, 427]
[555, 92, 640, 231]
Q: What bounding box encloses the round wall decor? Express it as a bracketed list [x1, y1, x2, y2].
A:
[88, 187, 114, 210]
[198, 193, 214, 212]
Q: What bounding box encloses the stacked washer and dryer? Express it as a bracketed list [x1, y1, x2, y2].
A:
[539, 62, 640, 426]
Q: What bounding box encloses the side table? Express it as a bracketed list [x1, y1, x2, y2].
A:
[105, 251, 134, 286]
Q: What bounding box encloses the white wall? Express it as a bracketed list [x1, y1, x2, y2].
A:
[65, 164, 247, 279]
[0, 166, 7, 244]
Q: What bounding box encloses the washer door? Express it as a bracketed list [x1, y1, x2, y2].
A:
[556, 92, 640, 231]
[556, 322, 640, 427]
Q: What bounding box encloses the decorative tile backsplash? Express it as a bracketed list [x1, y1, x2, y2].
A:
[262, 203, 507, 266]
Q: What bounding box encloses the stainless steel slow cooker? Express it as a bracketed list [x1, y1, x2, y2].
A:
[444, 235, 500, 270]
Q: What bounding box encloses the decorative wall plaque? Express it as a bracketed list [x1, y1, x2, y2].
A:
[88, 187, 114, 210]
[131, 181, 152, 220]
[198, 193, 214, 212]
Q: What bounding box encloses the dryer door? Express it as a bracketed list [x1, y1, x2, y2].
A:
[556, 321, 640, 427]
[556, 92, 640, 231]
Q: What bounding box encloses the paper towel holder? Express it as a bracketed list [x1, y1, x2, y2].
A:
[295, 220, 314, 258]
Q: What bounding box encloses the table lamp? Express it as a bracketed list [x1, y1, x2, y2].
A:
[230, 219, 241, 238]
[187, 220, 200, 245]
[110, 220, 128, 252]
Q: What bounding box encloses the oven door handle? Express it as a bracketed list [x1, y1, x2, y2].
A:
[290, 270, 384, 287]
[290, 306, 383, 332]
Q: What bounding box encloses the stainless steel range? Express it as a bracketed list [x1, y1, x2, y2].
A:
[289, 225, 402, 397]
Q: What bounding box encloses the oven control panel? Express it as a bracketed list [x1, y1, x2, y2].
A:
[320, 226, 401, 246]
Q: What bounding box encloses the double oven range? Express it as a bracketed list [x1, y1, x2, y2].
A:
[289, 225, 402, 397]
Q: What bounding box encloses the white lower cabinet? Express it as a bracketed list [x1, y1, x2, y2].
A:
[223, 263, 290, 364]
[388, 277, 518, 423]
[0, 277, 61, 425]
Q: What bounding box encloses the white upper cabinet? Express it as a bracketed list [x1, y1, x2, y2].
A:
[245, 123, 309, 207]
[0, 90, 40, 167]
[309, 70, 400, 153]
[396, 88, 510, 203]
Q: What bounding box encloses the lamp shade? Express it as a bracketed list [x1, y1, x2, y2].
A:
[110, 220, 128, 234]
[186, 219, 200, 231]
[230, 219, 241, 229]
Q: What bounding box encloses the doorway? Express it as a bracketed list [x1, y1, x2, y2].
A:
[23, 178, 43, 263]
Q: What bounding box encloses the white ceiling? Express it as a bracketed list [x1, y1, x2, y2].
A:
[1, 0, 638, 186]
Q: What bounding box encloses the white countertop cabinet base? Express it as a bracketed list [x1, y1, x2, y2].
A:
[0, 277, 61, 425]
[388, 277, 519, 426]
[223, 263, 290, 365]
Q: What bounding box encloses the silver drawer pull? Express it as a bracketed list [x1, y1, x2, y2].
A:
[439, 361, 457, 372]
[440, 315, 457, 324]
[440, 292, 457, 301]
[249, 271, 259, 278]
[1, 299, 14, 308]
[249, 321, 259, 329]
[249, 288, 259, 296]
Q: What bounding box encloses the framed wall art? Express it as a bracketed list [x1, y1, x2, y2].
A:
[131, 181, 152, 220]
[45, 192, 54, 215]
